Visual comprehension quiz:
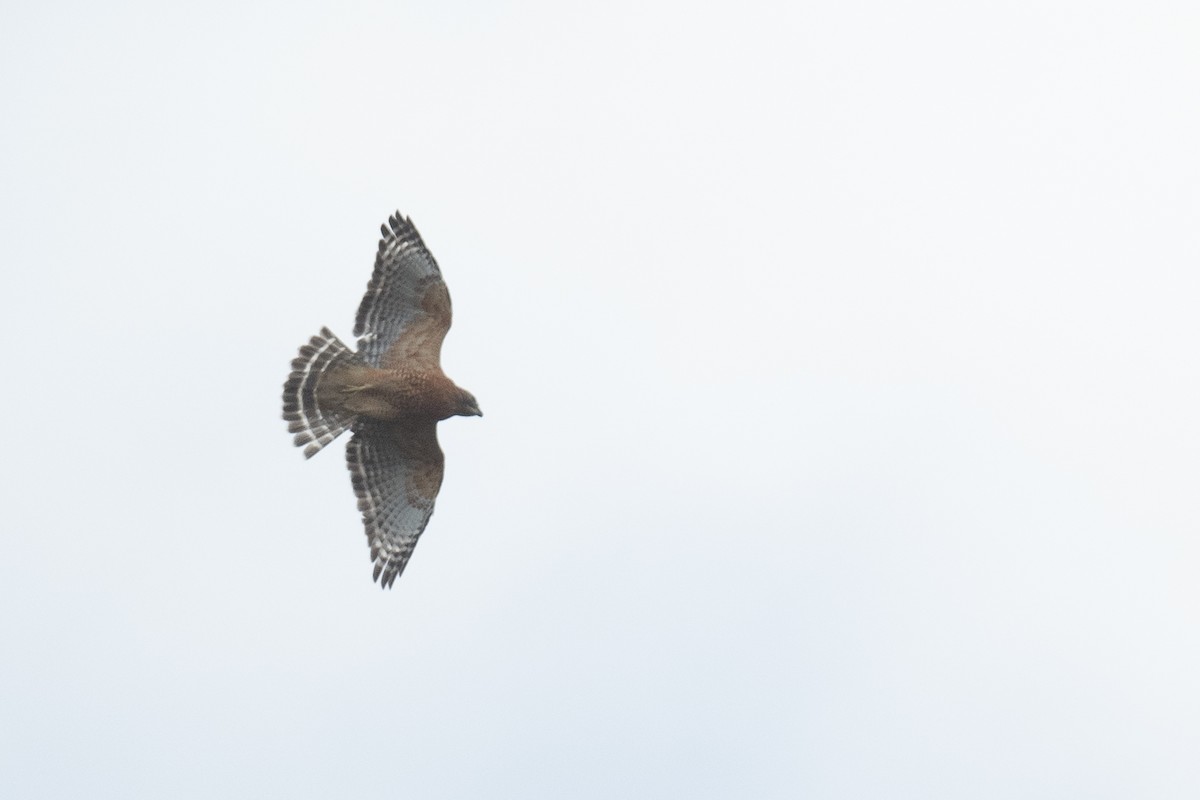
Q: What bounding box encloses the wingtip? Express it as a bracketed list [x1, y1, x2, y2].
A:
[381, 211, 410, 240]
[371, 564, 397, 589]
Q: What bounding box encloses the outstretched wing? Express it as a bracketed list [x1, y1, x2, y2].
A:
[353, 212, 452, 369]
[345, 418, 445, 589]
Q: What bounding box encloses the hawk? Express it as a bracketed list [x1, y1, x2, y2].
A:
[282, 212, 481, 588]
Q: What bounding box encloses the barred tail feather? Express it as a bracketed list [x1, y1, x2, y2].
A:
[282, 327, 357, 458]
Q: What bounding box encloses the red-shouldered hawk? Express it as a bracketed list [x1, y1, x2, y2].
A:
[282, 212, 481, 589]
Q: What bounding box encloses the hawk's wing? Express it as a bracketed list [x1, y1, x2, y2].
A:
[353, 212, 452, 369]
[345, 418, 445, 589]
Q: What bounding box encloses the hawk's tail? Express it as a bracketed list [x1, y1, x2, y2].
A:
[282, 327, 357, 458]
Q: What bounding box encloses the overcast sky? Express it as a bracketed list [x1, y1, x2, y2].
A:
[2, 1, 1198, 797]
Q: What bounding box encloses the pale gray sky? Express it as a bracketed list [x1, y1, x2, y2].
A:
[2, 1, 1198, 797]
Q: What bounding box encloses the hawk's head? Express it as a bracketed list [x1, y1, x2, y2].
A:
[454, 388, 483, 418]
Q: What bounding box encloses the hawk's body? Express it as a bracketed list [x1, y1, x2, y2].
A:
[282, 212, 480, 588]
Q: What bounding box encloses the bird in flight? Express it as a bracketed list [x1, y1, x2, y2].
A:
[282, 212, 481, 588]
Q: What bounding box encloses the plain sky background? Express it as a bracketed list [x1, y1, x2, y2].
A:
[2, 1, 1198, 797]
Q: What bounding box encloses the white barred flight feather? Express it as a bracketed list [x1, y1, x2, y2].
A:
[345, 420, 443, 589]
[353, 212, 448, 368]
